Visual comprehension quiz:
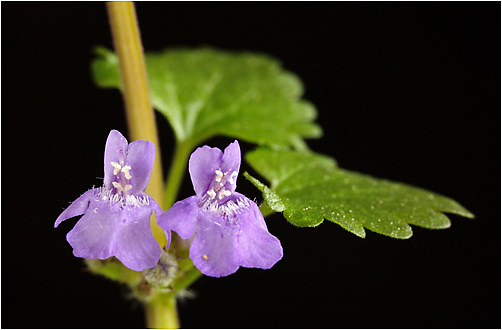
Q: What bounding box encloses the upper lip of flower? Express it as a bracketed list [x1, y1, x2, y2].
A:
[103, 130, 155, 196]
[201, 169, 239, 204]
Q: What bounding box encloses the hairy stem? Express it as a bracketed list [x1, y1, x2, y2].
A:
[145, 293, 180, 329]
[107, 2, 177, 329]
[106, 2, 166, 247]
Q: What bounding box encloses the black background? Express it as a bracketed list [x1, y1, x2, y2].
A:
[2, 2, 500, 328]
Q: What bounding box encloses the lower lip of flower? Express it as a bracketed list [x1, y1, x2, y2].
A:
[199, 196, 251, 222]
[95, 186, 150, 207]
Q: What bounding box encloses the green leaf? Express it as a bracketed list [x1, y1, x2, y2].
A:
[91, 47, 121, 88]
[244, 172, 286, 212]
[246, 148, 474, 239]
[92, 47, 321, 148]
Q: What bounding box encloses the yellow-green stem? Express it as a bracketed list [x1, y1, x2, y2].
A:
[106, 2, 178, 328]
[106, 2, 166, 247]
[164, 140, 193, 208]
[145, 293, 180, 329]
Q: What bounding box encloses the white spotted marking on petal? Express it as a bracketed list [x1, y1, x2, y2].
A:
[207, 189, 216, 199]
[218, 189, 231, 200]
[121, 165, 132, 179]
[111, 162, 133, 180]
[95, 186, 150, 207]
[214, 170, 223, 182]
[200, 197, 250, 220]
[112, 181, 123, 193]
[110, 161, 122, 175]
[228, 171, 238, 184]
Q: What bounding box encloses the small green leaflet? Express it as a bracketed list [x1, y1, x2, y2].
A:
[245, 148, 474, 239]
[92, 47, 321, 148]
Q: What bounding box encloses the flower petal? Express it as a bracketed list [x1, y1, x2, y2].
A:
[67, 198, 162, 271]
[126, 140, 155, 194]
[157, 195, 200, 240]
[234, 198, 283, 270]
[103, 130, 129, 189]
[190, 212, 239, 277]
[113, 205, 163, 271]
[221, 140, 241, 177]
[189, 145, 223, 196]
[54, 189, 96, 228]
[66, 198, 119, 261]
[146, 192, 165, 218]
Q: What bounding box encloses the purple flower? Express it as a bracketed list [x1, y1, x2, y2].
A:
[158, 141, 283, 277]
[55, 130, 165, 271]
